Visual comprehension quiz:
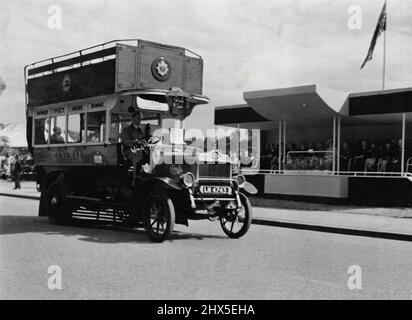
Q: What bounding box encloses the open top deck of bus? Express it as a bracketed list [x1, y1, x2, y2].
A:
[25, 39, 206, 108]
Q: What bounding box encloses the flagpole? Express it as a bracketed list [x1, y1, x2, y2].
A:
[382, 0, 387, 90]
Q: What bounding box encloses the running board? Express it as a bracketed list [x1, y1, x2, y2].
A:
[66, 195, 101, 202]
[65, 195, 133, 209]
[65, 196, 135, 224]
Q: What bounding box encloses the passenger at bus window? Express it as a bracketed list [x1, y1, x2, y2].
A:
[50, 127, 65, 144]
[87, 131, 100, 142]
[34, 119, 48, 144]
[378, 141, 394, 172]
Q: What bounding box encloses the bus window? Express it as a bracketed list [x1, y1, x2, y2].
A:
[34, 118, 49, 145]
[68, 113, 84, 143]
[50, 116, 66, 144]
[86, 111, 106, 142]
[109, 113, 121, 143]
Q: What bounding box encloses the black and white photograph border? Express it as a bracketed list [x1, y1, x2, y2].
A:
[1, 0, 412, 304]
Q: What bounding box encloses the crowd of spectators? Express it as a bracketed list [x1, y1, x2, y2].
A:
[341, 139, 403, 172]
[0, 152, 35, 180]
[261, 139, 405, 173]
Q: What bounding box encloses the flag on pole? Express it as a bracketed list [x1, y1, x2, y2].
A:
[360, 2, 387, 69]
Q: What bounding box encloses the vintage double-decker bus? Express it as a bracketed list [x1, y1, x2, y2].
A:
[25, 39, 256, 242]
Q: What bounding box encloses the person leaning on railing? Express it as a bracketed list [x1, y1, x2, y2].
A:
[391, 139, 403, 172]
[353, 140, 370, 171]
[377, 141, 394, 172]
[340, 142, 352, 171]
[324, 139, 334, 170]
[365, 142, 380, 172]
[261, 143, 277, 170]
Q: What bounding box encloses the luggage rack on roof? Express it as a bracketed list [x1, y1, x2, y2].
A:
[25, 39, 202, 78]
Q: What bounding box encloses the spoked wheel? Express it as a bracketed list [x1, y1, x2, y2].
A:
[220, 193, 252, 238]
[46, 183, 71, 225]
[143, 192, 175, 242]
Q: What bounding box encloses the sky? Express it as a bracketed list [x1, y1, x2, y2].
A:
[0, 0, 411, 131]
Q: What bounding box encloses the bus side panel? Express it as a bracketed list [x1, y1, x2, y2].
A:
[137, 42, 184, 91]
[184, 56, 203, 95]
[27, 60, 116, 107]
[116, 44, 137, 91]
[32, 144, 120, 167]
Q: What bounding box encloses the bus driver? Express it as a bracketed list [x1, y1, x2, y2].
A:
[120, 111, 148, 167]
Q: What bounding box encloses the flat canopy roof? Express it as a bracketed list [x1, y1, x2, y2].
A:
[215, 85, 412, 129]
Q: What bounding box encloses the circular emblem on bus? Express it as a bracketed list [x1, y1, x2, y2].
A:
[151, 57, 171, 82]
[62, 74, 71, 92]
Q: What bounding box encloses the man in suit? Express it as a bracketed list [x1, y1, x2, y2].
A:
[120, 111, 147, 166]
[12, 155, 22, 190]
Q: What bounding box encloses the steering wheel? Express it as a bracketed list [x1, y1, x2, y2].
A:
[131, 136, 161, 152]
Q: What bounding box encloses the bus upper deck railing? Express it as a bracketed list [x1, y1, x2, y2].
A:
[25, 39, 202, 78]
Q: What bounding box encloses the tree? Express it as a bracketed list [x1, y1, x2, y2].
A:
[0, 136, 10, 147]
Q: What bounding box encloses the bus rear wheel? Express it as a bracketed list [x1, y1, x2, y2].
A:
[46, 182, 72, 225]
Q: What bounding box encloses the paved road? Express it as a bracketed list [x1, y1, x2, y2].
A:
[1, 196, 412, 299]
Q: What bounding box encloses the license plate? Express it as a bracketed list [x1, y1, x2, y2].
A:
[199, 185, 232, 195]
